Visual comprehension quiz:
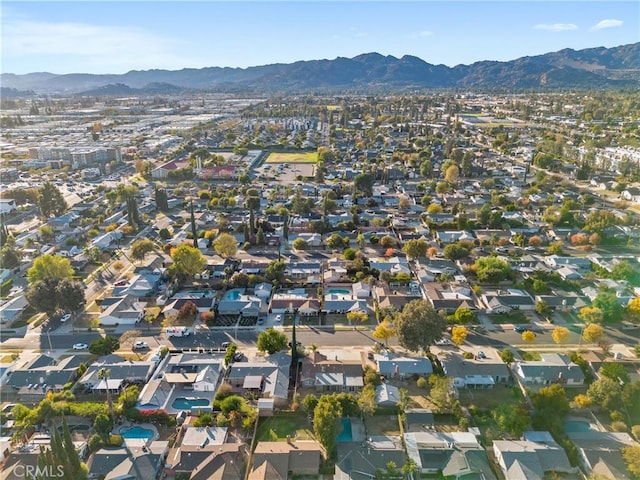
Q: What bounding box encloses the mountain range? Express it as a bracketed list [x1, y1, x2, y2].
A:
[1, 42, 639, 95]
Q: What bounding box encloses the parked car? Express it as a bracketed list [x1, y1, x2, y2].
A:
[477, 351, 487, 359]
[221, 341, 232, 349]
[514, 325, 532, 333]
[275, 315, 282, 323]
[133, 341, 149, 350]
[60, 313, 71, 323]
[435, 338, 454, 346]
[73, 343, 88, 350]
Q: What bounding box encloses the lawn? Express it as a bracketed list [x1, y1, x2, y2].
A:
[457, 384, 524, 411]
[256, 413, 315, 442]
[488, 311, 528, 324]
[265, 152, 317, 164]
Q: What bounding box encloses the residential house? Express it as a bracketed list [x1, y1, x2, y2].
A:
[99, 295, 146, 326]
[375, 351, 433, 380]
[162, 296, 215, 319]
[404, 431, 496, 479]
[299, 351, 364, 394]
[424, 283, 476, 313]
[113, 268, 162, 297]
[567, 431, 637, 480]
[217, 292, 261, 318]
[227, 353, 290, 408]
[165, 440, 245, 480]
[375, 383, 400, 407]
[336, 436, 406, 480]
[493, 431, 575, 480]
[513, 353, 585, 386]
[91, 230, 123, 250]
[440, 351, 511, 389]
[286, 261, 321, 284]
[404, 409, 435, 432]
[481, 288, 536, 313]
[0, 295, 28, 324]
[79, 354, 156, 393]
[436, 230, 475, 244]
[7, 355, 82, 401]
[87, 439, 168, 480]
[248, 441, 322, 480]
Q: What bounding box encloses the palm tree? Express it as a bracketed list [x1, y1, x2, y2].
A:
[98, 368, 114, 425]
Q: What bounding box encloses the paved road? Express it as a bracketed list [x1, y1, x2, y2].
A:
[2, 324, 638, 353]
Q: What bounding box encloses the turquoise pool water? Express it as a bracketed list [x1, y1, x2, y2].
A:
[564, 420, 591, 432]
[223, 289, 243, 301]
[121, 426, 154, 439]
[172, 397, 210, 410]
[337, 418, 353, 443]
[328, 288, 351, 295]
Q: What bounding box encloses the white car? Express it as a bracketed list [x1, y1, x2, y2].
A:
[275, 315, 282, 323]
[133, 341, 149, 350]
[60, 313, 71, 323]
[435, 338, 454, 346]
[73, 343, 88, 350]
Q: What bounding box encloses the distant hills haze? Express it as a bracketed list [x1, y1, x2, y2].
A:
[1, 42, 639, 95]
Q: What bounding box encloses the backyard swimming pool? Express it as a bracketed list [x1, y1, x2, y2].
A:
[564, 420, 591, 432]
[327, 288, 351, 295]
[223, 289, 243, 301]
[172, 397, 211, 410]
[121, 426, 154, 440]
[336, 418, 353, 443]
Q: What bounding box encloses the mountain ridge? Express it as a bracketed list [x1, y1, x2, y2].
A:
[2, 43, 639, 94]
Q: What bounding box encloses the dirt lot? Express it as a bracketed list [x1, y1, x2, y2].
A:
[364, 414, 401, 436]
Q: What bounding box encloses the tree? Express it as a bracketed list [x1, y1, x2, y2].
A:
[38, 181, 67, 218]
[372, 320, 394, 346]
[551, 326, 570, 344]
[428, 375, 453, 410]
[443, 243, 469, 260]
[627, 297, 640, 322]
[578, 306, 604, 324]
[593, 290, 623, 322]
[55, 278, 86, 313]
[265, 259, 286, 284]
[586, 377, 622, 410]
[474, 256, 513, 283]
[531, 384, 569, 432]
[451, 326, 468, 345]
[445, 164, 459, 185]
[27, 254, 74, 284]
[89, 335, 119, 356]
[492, 404, 530, 437]
[326, 234, 346, 250]
[171, 243, 206, 277]
[402, 239, 429, 260]
[622, 446, 640, 477]
[583, 324, 604, 343]
[177, 300, 198, 321]
[313, 395, 342, 459]
[454, 307, 476, 324]
[0, 245, 21, 269]
[26, 278, 60, 315]
[354, 173, 374, 198]
[395, 300, 446, 352]
[302, 394, 318, 414]
[130, 239, 155, 262]
[213, 232, 238, 258]
[500, 348, 515, 364]
[379, 235, 396, 249]
[346, 311, 368, 324]
[256, 328, 288, 354]
[292, 238, 308, 250]
[98, 368, 114, 425]
[37, 416, 86, 480]
[522, 330, 536, 342]
[599, 362, 630, 384]
[357, 385, 377, 417]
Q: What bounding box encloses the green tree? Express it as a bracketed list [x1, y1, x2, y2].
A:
[500, 348, 515, 364]
[492, 404, 530, 437]
[256, 328, 288, 354]
[55, 278, 86, 314]
[599, 362, 630, 384]
[531, 384, 569, 432]
[37, 416, 87, 480]
[213, 232, 238, 258]
[395, 300, 446, 352]
[171, 243, 207, 277]
[326, 233, 347, 250]
[402, 239, 429, 260]
[593, 290, 623, 322]
[578, 306, 604, 324]
[454, 307, 476, 324]
[358, 385, 377, 417]
[622, 446, 640, 477]
[27, 254, 74, 284]
[353, 173, 374, 198]
[0, 245, 21, 269]
[586, 377, 622, 410]
[474, 256, 513, 283]
[89, 335, 120, 356]
[428, 375, 453, 410]
[313, 395, 342, 459]
[302, 394, 318, 414]
[292, 238, 308, 250]
[26, 278, 60, 315]
[265, 259, 286, 284]
[38, 181, 68, 218]
[130, 238, 155, 263]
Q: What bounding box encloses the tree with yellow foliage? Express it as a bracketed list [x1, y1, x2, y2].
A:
[583, 324, 604, 343]
[451, 326, 468, 346]
[372, 320, 395, 347]
[552, 326, 570, 344]
[522, 330, 536, 342]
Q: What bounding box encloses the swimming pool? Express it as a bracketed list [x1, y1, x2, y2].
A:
[327, 288, 351, 295]
[223, 289, 243, 301]
[336, 418, 353, 443]
[564, 420, 591, 432]
[172, 397, 210, 410]
[121, 426, 154, 440]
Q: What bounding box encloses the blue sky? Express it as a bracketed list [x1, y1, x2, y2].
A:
[2, 1, 638, 74]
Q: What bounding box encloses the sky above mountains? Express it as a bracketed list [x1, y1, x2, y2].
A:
[2, 1, 638, 75]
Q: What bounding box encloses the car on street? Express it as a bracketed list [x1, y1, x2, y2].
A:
[477, 351, 487, 359]
[133, 341, 149, 350]
[221, 341, 232, 349]
[233, 352, 244, 362]
[73, 343, 88, 350]
[275, 315, 282, 322]
[435, 338, 454, 346]
[257, 318, 264, 325]
[60, 313, 71, 323]
[514, 325, 532, 333]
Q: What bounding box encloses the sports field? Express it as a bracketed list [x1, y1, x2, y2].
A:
[265, 152, 317, 164]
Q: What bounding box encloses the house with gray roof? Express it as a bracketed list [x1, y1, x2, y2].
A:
[514, 353, 585, 386]
[336, 436, 406, 480]
[493, 432, 575, 480]
[375, 351, 433, 380]
[87, 439, 168, 480]
[99, 295, 146, 326]
[8, 355, 82, 401]
[567, 431, 637, 480]
[79, 354, 156, 392]
[440, 351, 511, 389]
[227, 353, 290, 408]
[404, 431, 496, 479]
[404, 409, 435, 432]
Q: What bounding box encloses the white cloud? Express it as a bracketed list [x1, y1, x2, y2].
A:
[533, 23, 578, 32]
[2, 18, 204, 72]
[590, 19, 624, 31]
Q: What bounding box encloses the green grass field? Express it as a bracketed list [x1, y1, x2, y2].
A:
[256, 414, 315, 441]
[265, 152, 317, 164]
